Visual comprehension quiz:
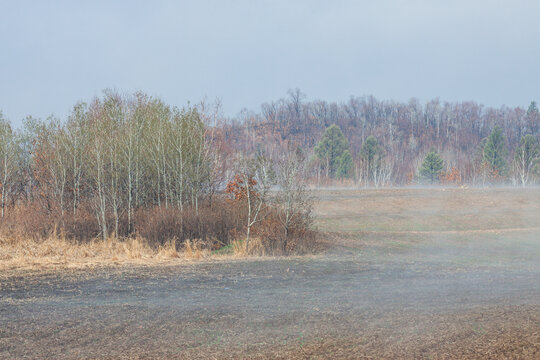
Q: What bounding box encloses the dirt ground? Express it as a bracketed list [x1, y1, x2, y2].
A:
[1, 187, 539, 359]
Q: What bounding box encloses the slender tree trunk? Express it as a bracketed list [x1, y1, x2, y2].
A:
[1, 184, 4, 218]
[1, 159, 7, 218]
[245, 177, 252, 251]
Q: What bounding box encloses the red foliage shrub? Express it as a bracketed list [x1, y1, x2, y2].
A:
[225, 174, 259, 201]
[440, 167, 462, 185]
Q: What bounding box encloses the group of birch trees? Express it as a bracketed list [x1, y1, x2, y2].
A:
[0, 91, 216, 240]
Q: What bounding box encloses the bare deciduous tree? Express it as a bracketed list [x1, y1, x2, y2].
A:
[274, 147, 312, 252]
[0, 115, 19, 218]
[233, 155, 274, 251]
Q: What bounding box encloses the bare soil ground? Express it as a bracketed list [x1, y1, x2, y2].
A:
[1, 187, 539, 359]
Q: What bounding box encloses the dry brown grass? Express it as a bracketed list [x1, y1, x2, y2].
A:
[183, 239, 210, 259]
[0, 233, 237, 271]
[230, 237, 266, 256]
[0, 234, 288, 271]
[0, 234, 153, 271]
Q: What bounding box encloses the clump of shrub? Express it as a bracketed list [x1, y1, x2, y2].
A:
[0, 195, 317, 256]
[251, 208, 316, 255]
[134, 199, 245, 249]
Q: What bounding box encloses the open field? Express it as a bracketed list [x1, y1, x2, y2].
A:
[1, 187, 539, 359]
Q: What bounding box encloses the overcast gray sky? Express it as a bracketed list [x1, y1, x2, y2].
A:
[1, 0, 539, 126]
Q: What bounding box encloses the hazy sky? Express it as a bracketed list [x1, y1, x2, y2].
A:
[1, 0, 539, 126]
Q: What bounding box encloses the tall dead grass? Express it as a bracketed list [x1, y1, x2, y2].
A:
[0, 232, 319, 271]
[0, 234, 310, 271]
[0, 233, 234, 271]
[0, 232, 178, 270]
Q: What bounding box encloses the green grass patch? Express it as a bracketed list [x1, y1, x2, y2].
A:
[212, 244, 234, 255]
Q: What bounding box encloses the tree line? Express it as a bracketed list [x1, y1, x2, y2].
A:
[221, 89, 540, 186]
[0, 89, 538, 248]
[313, 123, 539, 186]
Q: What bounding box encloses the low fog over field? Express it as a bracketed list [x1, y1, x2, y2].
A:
[1, 188, 538, 359]
[1, 1, 539, 358]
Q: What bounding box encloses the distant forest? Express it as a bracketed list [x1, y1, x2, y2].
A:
[219, 89, 540, 186]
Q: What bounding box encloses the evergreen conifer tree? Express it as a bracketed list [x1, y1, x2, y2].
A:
[419, 150, 444, 183]
[360, 136, 384, 182]
[315, 124, 349, 177]
[483, 126, 508, 176]
[337, 150, 353, 179]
